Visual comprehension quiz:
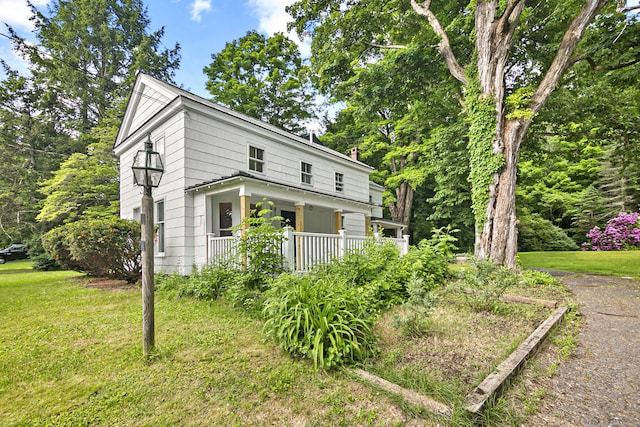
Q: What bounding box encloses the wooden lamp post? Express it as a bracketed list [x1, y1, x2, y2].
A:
[131, 133, 164, 356]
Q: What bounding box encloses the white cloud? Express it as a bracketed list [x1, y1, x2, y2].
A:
[190, 0, 211, 22]
[0, 0, 48, 30]
[246, 0, 310, 55]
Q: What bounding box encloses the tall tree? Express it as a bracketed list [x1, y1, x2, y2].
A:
[204, 31, 316, 133]
[289, 0, 638, 267]
[36, 113, 121, 226]
[7, 0, 181, 133]
[0, 66, 74, 245]
[1, 0, 180, 242]
[319, 29, 461, 229]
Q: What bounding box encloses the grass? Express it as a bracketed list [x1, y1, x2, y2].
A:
[0, 262, 415, 426]
[0, 261, 576, 426]
[519, 251, 640, 280]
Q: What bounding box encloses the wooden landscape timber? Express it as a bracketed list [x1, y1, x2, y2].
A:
[351, 368, 452, 416]
[465, 306, 569, 414]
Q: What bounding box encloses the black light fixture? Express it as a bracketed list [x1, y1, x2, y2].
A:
[131, 132, 164, 356]
[132, 134, 164, 191]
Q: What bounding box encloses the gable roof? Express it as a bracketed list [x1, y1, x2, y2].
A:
[114, 72, 372, 170]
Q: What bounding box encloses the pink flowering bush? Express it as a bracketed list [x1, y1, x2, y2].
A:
[582, 212, 640, 251]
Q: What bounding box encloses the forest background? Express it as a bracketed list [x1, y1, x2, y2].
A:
[0, 0, 638, 260]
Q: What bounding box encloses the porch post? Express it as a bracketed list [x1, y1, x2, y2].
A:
[240, 194, 251, 235]
[365, 215, 372, 236]
[295, 203, 305, 232]
[334, 210, 343, 234]
[338, 229, 347, 260]
[239, 192, 251, 268]
[402, 235, 410, 256]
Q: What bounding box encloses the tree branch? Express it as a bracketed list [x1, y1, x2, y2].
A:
[410, 0, 468, 85]
[497, 0, 526, 35]
[617, 1, 640, 13]
[530, 0, 610, 115]
[365, 42, 407, 50]
[578, 54, 640, 71]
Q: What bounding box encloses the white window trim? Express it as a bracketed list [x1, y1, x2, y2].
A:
[300, 161, 313, 186]
[248, 144, 266, 174]
[155, 199, 166, 256]
[334, 171, 344, 193]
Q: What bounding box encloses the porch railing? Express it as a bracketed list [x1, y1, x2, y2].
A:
[207, 227, 410, 272]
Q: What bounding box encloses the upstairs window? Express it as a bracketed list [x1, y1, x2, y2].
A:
[301, 162, 312, 185]
[335, 172, 344, 192]
[249, 146, 264, 173]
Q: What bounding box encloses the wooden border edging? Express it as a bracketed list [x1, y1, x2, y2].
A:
[351, 368, 452, 416]
[464, 305, 569, 414]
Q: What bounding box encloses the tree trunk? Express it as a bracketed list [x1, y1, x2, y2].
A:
[478, 118, 531, 268]
[389, 181, 414, 226]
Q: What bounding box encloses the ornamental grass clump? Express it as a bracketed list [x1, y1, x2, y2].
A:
[583, 212, 640, 251]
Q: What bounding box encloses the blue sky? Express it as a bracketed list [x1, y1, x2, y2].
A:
[0, 0, 306, 98]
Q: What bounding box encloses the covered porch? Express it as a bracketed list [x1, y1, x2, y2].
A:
[187, 172, 406, 269]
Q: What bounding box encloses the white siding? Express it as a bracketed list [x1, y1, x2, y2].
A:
[129, 84, 173, 133]
[182, 109, 371, 203]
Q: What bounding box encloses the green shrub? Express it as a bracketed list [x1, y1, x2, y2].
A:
[174, 262, 235, 300]
[263, 273, 377, 370]
[314, 238, 411, 310]
[392, 274, 441, 337]
[404, 226, 458, 286]
[218, 200, 286, 313]
[518, 269, 564, 289]
[41, 225, 79, 271]
[518, 213, 578, 252]
[454, 260, 518, 313]
[42, 218, 141, 282]
[27, 233, 61, 271]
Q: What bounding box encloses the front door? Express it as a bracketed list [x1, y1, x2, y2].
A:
[281, 210, 296, 229]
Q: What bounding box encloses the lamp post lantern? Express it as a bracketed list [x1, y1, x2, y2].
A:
[131, 133, 164, 356]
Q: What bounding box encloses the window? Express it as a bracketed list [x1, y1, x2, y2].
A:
[155, 200, 165, 253]
[301, 162, 312, 185]
[133, 207, 141, 222]
[335, 172, 344, 192]
[249, 146, 264, 173]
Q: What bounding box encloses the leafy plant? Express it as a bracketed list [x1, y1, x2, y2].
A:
[42, 218, 141, 282]
[157, 263, 240, 300]
[404, 226, 458, 286]
[392, 274, 441, 337]
[263, 273, 377, 370]
[454, 260, 518, 313]
[518, 213, 578, 252]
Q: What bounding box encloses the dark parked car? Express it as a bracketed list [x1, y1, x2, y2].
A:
[0, 243, 29, 264]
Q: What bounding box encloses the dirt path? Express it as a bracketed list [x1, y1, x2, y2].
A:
[528, 272, 640, 426]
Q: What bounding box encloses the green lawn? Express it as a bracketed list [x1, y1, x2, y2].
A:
[0, 262, 416, 426]
[0, 261, 577, 426]
[519, 251, 640, 280]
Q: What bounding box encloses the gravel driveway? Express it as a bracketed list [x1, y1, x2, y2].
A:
[527, 273, 640, 426]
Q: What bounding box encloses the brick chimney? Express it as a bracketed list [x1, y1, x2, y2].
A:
[350, 147, 359, 161]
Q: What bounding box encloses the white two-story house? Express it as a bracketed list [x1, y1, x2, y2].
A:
[114, 73, 404, 274]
